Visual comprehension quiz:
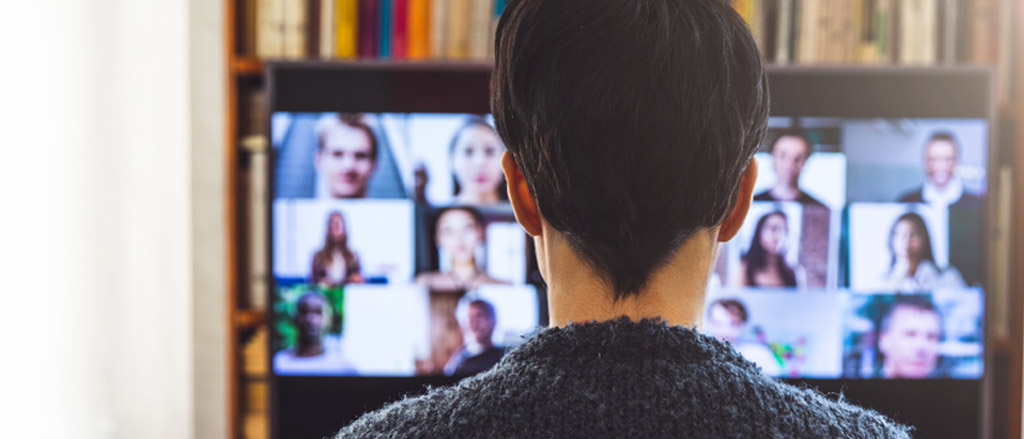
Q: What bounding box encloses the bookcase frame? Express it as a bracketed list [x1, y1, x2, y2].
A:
[222, 0, 1024, 437]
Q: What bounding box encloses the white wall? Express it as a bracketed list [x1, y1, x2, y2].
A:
[190, 0, 228, 436]
[0, 1, 202, 438]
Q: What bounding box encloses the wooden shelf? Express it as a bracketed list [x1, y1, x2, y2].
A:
[231, 56, 265, 76]
[234, 309, 267, 329]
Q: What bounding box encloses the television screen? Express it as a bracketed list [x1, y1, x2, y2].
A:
[266, 64, 992, 439]
[271, 112, 541, 378]
[702, 117, 987, 380]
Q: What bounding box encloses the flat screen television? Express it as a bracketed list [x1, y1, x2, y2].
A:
[266, 62, 993, 439]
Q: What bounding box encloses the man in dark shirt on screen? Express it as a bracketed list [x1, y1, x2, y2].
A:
[337, 0, 909, 437]
[753, 130, 827, 207]
[446, 299, 506, 376]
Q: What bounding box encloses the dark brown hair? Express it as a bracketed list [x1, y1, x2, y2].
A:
[492, 0, 769, 298]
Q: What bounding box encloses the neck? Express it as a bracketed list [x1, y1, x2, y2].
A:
[295, 341, 324, 357]
[451, 261, 478, 279]
[542, 223, 717, 329]
[460, 190, 500, 204]
[771, 181, 800, 200]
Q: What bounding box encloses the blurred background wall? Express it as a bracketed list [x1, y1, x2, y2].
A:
[0, 1, 226, 438]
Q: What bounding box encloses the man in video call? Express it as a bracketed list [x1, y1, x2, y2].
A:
[314, 115, 378, 198]
[445, 299, 506, 376]
[338, 0, 908, 436]
[753, 130, 826, 207]
[877, 296, 944, 379]
[273, 292, 352, 374]
[898, 131, 981, 209]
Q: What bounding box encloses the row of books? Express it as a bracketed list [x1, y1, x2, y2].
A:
[247, 0, 507, 60]
[730, 0, 1003, 66]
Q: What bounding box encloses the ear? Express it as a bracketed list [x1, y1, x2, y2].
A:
[718, 160, 758, 242]
[502, 151, 542, 236]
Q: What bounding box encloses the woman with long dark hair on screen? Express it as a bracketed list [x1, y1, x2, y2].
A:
[415, 206, 506, 291]
[737, 210, 802, 288]
[450, 117, 507, 205]
[884, 211, 964, 291]
[311, 211, 364, 287]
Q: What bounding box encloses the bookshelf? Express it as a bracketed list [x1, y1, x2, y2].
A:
[223, 1, 1023, 438]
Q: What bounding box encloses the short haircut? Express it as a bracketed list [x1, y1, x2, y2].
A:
[710, 298, 748, 324]
[924, 131, 960, 157]
[492, 0, 769, 299]
[317, 113, 379, 163]
[879, 295, 941, 334]
[469, 299, 497, 320]
[767, 129, 812, 156]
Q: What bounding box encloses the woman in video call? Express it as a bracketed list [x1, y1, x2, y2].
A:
[737, 210, 804, 288]
[450, 117, 507, 205]
[310, 211, 364, 288]
[416, 207, 507, 292]
[884, 212, 964, 291]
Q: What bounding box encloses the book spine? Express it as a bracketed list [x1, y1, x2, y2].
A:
[408, 0, 431, 58]
[468, 0, 492, 59]
[875, 0, 894, 63]
[308, 0, 321, 57]
[430, 0, 448, 58]
[797, 0, 818, 63]
[379, 0, 392, 57]
[392, 0, 409, 58]
[320, 0, 336, 58]
[359, 0, 380, 57]
[446, 0, 470, 59]
[488, 0, 506, 60]
[775, 0, 792, 64]
[336, 0, 359, 58]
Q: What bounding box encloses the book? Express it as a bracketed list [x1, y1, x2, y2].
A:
[359, 0, 380, 57]
[875, 0, 895, 63]
[255, 0, 283, 58]
[796, 0, 818, 63]
[392, 0, 409, 58]
[408, 0, 431, 58]
[336, 0, 359, 58]
[899, 0, 937, 65]
[430, 0, 448, 58]
[468, 0, 492, 59]
[774, 0, 794, 64]
[282, 0, 308, 58]
[488, 0, 507, 59]
[319, 0, 336, 58]
[446, 0, 470, 59]
[380, 0, 392, 57]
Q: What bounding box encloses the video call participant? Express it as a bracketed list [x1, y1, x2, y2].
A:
[274, 292, 353, 373]
[444, 299, 506, 376]
[737, 210, 804, 288]
[877, 296, 944, 379]
[450, 117, 507, 205]
[315, 114, 378, 199]
[704, 299, 781, 376]
[883, 212, 963, 292]
[311, 211, 364, 288]
[415, 207, 507, 292]
[753, 130, 825, 207]
[337, 0, 908, 437]
[898, 132, 982, 209]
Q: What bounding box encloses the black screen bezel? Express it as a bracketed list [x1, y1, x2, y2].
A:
[265, 61, 994, 439]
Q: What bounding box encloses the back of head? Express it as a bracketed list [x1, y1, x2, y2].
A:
[492, 0, 769, 299]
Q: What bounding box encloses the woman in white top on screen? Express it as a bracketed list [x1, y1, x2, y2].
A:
[310, 211, 364, 288]
[883, 212, 964, 292]
[450, 117, 507, 205]
[415, 207, 507, 292]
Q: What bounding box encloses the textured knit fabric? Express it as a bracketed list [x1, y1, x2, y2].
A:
[335, 318, 912, 438]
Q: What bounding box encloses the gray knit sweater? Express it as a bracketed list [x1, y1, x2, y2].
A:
[336, 318, 911, 438]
